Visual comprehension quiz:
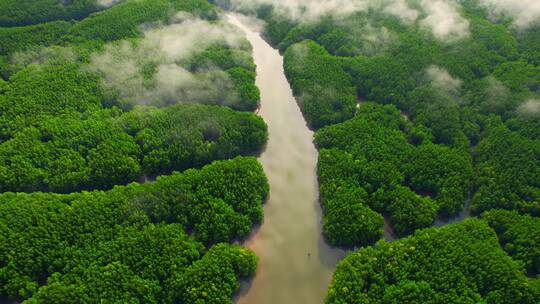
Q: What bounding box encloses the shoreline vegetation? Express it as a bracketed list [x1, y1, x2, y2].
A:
[0, 1, 270, 303]
[0, 0, 538, 303]
[229, 0, 539, 302]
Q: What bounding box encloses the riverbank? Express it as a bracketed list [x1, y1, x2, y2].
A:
[227, 13, 346, 304]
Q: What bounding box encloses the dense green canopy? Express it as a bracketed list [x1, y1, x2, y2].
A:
[247, 3, 540, 302]
[0, 1, 269, 303]
[0, 104, 267, 193]
[255, 0, 539, 248]
[317, 103, 472, 246]
[0, 157, 267, 301]
[326, 219, 539, 304]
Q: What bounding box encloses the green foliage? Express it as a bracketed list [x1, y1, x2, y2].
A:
[284, 40, 356, 129]
[472, 118, 540, 216]
[166, 244, 257, 304]
[405, 85, 469, 147]
[506, 114, 540, 140]
[0, 117, 140, 193]
[171, 0, 217, 20]
[0, 0, 102, 27]
[278, 17, 340, 52]
[326, 219, 539, 304]
[317, 158, 384, 246]
[0, 21, 72, 56]
[254, 5, 297, 46]
[227, 66, 260, 111]
[315, 104, 409, 245]
[482, 210, 540, 275]
[375, 185, 438, 235]
[66, 0, 173, 43]
[405, 143, 472, 215]
[0, 104, 267, 193]
[0, 1, 265, 303]
[0, 0, 217, 57]
[0, 157, 266, 301]
[26, 262, 161, 304]
[493, 60, 540, 94]
[256, 3, 539, 256]
[120, 104, 267, 174]
[347, 54, 415, 106]
[517, 25, 540, 65]
[316, 103, 472, 245]
[190, 44, 256, 72]
[0, 62, 104, 138]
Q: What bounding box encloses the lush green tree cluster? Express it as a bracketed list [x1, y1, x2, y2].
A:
[326, 219, 539, 304]
[261, 2, 537, 143]
[0, 62, 105, 138]
[0, 21, 73, 56]
[0, 0, 217, 57]
[472, 118, 540, 216]
[0, 0, 104, 27]
[0, 1, 269, 303]
[0, 0, 266, 194]
[188, 43, 260, 111]
[66, 0, 179, 43]
[482, 210, 540, 275]
[0, 157, 267, 302]
[316, 103, 472, 246]
[517, 25, 540, 65]
[284, 40, 356, 128]
[405, 143, 472, 215]
[166, 243, 257, 303]
[0, 104, 267, 193]
[120, 104, 267, 174]
[0, 47, 260, 140]
[253, 1, 538, 245]
[244, 3, 540, 302]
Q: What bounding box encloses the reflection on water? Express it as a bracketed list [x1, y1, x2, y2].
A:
[227, 13, 347, 304]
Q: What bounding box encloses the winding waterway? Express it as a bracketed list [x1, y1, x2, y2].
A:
[227, 13, 347, 304]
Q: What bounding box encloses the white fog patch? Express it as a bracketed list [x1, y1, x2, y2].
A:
[9, 46, 76, 74]
[486, 76, 511, 100]
[353, 24, 394, 55]
[426, 65, 463, 95]
[227, 0, 369, 21]
[229, 0, 469, 41]
[478, 0, 540, 29]
[419, 0, 469, 40]
[517, 99, 540, 116]
[382, 0, 419, 24]
[87, 15, 246, 106]
[96, 0, 123, 8]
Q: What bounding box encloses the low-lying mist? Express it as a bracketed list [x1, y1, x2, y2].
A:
[518, 99, 540, 116]
[96, 0, 124, 8]
[223, 0, 470, 40]
[478, 0, 540, 29]
[224, 0, 539, 41]
[87, 13, 250, 108]
[425, 65, 463, 97]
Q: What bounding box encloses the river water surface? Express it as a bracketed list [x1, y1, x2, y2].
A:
[227, 13, 346, 304]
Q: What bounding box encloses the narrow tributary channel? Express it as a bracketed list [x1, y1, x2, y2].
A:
[227, 13, 346, 304]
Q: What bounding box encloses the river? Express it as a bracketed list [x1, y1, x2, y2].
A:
[226, 13, 347, 304]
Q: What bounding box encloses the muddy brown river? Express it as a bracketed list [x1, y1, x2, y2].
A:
[227, 13, 347, 304]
